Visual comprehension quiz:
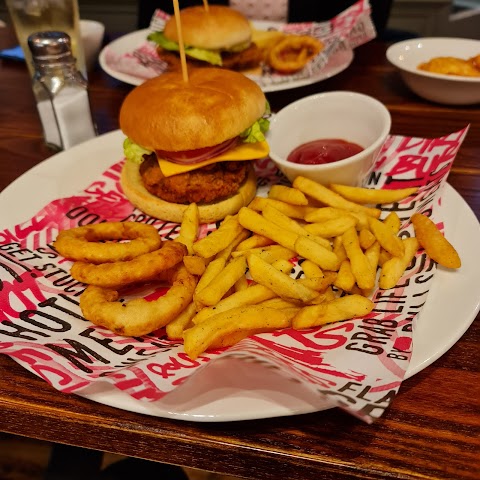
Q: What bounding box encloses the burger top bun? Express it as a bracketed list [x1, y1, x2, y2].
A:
[163, 5, 252, 50]
[119, 68, 266, 152]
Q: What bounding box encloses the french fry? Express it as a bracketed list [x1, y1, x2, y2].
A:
[238, 207, 299, 250]
[300, 259, 323, 278]
[359, 229, 376, 250]
[271, 258, 294, 274]
[304, 206, 350, 223]
[334, 260, 356, 292]
[293, 176, 381, 218]
[262, 203, 331, 249]
[166, 302, 197, 340]
[299, 272, 337, 292]
[367, 217, 405, 257]
[231, 244, 296, 264]
[293, 295, 375, 330]
[235, 234, 274, 251]
[183, 255, 206, 276]
[176, 202, 199, 254]
[379, 237, 419, 289]
[234, 274, 249, 292]
[304, 206, 370, 230]
[193, 283, 278, 324]
[194, 257, 226, 296]
[194, 255, 247, 307]
[248, 196, 316, 219]
[215, 229, 250, 261]
[411, 213, 461, 268]
[306, 293, 329, 305]
[184, 305, 298, 360]
[208, 330, 254, 349]
[258, 297, 301, 309]
[329, 184, 418, 204]
[323, 286, 336, 301]
[294, 236, 340, 271]
[383, 211, 401, 235]
[332, 236, 347, 263]
[247, 253, 318, 302]
[304, 215, 357, 238]
[364, 241, 381, 272]
[342, 227, 375, 290]
[193, 216, 245, 258]
[268, 184, 308, 205]
[378, 248, 392, 267]
[349, 211, 370, 230]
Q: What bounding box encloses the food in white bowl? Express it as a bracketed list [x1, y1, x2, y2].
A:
[267, 91, 391, 186]
[418, 54, 480, 77]
[386, 37, 480, 105]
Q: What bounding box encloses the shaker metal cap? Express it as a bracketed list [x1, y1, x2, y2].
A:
[28, 31, 72, 60]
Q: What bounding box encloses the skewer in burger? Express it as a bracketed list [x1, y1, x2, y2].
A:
[147, 5, 263, 72]
[120, 67, 270, 224]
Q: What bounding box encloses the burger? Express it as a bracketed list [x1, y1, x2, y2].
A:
[147, 5, 263, 72]
[120, 67, 270, 224]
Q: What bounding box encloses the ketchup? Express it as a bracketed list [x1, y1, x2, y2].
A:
[287, 138, 364, 165]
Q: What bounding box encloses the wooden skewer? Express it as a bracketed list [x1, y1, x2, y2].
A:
[203, 0, 209, 13]
[173, 0, 188, 83]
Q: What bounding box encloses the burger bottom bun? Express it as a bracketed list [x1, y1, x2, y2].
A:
[121, 161, 257, 224]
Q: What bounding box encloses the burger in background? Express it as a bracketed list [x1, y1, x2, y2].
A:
[120, 67, 270, 224]
[147, 5, 263, 72]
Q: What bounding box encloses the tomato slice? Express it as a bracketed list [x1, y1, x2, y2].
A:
[156, 137, 239, 165]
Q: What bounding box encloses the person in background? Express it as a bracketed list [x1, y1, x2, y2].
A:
[137, 0, 394, 38]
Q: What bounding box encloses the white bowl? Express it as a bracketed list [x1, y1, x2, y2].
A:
[386, 37, 480, 105]
[80, 19, 105, 72]
[267, 91, 391, 186]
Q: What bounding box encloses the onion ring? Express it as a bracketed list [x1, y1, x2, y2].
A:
[268, 35, 323, 74]
[54, 222, 162, 264]
[79, 264, 197, 337]
[70, 241, 187, 288]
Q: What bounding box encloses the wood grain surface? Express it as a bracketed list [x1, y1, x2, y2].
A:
[0, 27, 479, 480]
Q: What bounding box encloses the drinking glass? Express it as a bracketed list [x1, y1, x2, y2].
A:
[5, 0, 86, 77]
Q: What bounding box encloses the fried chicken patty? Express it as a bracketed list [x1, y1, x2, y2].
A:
[156, 43, 262, 72]
[139, 154, 249, 204]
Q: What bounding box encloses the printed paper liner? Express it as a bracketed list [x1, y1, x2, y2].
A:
[101, 0, 376, 89]
[0, 127, 468, 423]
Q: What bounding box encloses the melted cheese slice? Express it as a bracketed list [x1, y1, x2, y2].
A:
[158, 141, 270, 177]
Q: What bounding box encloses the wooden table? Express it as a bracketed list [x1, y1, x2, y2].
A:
[0, 27, 479, 480]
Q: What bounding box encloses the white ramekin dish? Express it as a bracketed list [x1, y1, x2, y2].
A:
[267, 91, 391, 186]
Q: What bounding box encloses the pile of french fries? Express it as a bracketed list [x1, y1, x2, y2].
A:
[172, 176, 461, 360]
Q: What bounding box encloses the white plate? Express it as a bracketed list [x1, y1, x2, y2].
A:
[2, 130, 479, 421]
[98, 27, 354, 93]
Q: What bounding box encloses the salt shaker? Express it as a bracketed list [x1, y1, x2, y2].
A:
[28, 31, 96, 151]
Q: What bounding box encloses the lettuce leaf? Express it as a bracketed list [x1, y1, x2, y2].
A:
[239, 118, 269, 143]
[123, 138, 152, 164]
[147, 31, 222, 66]
[240, 102, 271, 143]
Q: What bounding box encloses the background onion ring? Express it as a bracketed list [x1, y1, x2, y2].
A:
[79, 264, 197, 337]
[268, 35, 323, 74]
[54, 222, 162, 264]
[70, 241, 187, 288]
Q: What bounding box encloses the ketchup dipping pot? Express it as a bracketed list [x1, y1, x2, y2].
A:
[267, 91, 391, 186]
